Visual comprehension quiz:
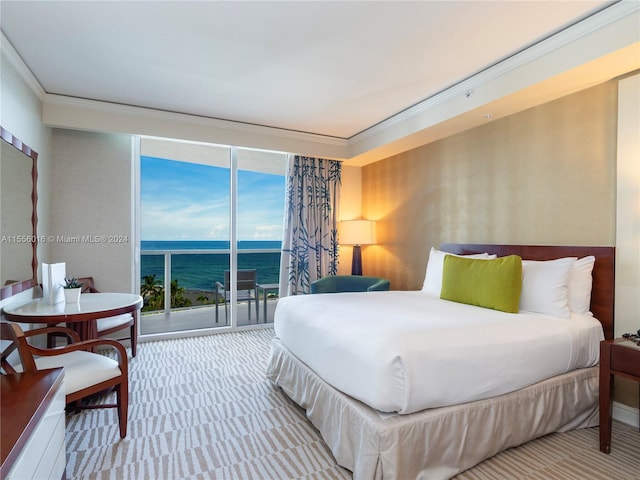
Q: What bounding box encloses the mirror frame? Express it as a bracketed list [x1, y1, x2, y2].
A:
[0, 126, 38, 300]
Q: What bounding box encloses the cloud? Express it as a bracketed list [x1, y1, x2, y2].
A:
[141, 156, 284, 240]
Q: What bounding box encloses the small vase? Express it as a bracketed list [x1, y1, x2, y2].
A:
[64, 287, 81, 303]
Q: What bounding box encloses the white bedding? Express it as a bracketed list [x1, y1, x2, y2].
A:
[273, 290, 604, 414]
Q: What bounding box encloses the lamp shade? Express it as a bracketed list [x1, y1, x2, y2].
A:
[340, 220, 376, 246]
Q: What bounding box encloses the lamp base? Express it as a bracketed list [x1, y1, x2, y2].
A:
[351, 245, 363, 276]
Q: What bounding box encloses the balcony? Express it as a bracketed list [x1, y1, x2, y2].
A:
[139, 247, 279, 336]
[140, 299, 277, 335]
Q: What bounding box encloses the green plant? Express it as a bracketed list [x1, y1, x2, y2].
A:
[196, 294, 211, 305]
[140, 276, 192, 311]
[141, 274, 163, 311]
[170, 279, 192, 308]
[62, 276, 84, 289]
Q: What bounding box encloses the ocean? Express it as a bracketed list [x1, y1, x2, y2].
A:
[141, 240, 281, 291]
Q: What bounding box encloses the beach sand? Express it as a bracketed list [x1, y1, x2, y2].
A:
[183, 289, 216, 307]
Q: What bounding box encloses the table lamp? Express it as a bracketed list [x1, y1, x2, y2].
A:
[339, 220, 377, 276]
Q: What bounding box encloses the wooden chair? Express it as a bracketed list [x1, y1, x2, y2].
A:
[1, 321, 129, 438]
[78, 277, 138, 357]
[214, 269, 259, 323]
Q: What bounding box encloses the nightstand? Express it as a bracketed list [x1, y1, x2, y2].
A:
[599, 338, 640, 453]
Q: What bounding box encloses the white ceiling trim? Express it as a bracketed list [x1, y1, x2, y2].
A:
[353, 0, 637, 144]
[1, 31, 45, 100]
[10, 1, 640, 166]
[42, 93, 351, 159]
[347, 0, 640, 163]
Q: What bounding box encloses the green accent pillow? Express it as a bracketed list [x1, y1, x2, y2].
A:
[441, 254, 523, 313]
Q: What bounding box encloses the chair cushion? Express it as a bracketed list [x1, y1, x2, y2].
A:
[97, 313, 133, 332]
[34, 351, 121, 395]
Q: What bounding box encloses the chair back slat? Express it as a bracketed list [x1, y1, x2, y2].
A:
[0, 321, 38, 373]
[78, 276, 99, 293]
[223, 269, 257, 291]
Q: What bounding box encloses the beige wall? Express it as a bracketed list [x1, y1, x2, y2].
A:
[337, 165, 362, 275]
[361, 81, 617, 292]
[1, 47, 52, 276]
[616, 73, 640, 338]
[49, 129, 134, 292]
[614, 73, 640, 412]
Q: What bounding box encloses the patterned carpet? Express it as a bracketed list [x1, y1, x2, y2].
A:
[65, 329, 640, 480]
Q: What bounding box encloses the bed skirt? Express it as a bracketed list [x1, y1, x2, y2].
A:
[266, 338, 599, 480]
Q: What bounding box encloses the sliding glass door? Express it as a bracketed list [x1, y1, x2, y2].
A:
[237, 148, 285, 325]
[137, 138, 285, 336]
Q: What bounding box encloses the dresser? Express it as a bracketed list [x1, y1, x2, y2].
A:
[1, 368, 66, 480]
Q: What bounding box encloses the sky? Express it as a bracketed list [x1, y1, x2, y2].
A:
[141, 156, 285, 241]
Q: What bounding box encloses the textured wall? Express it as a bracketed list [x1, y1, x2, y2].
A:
[1, 48, 52, 277]
[361, 81, 618, 291]
[614, 74, 640, 412]
[50, 129, 134, 292]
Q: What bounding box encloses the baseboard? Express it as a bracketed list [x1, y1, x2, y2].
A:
[613, 401, 640, 429]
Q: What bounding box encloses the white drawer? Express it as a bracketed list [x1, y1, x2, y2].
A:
[32, 413, 66, 480]
[7, 378, 66, 480]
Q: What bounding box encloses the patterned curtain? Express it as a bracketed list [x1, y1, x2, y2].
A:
[279, 155, 341, 296]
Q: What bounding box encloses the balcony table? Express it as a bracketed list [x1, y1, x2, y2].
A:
[2, 292, 143, 343]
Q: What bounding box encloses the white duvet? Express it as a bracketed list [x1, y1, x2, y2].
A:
[273, 290, 604, 414]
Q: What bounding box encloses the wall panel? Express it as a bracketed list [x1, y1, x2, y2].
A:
[362, 81, 617, 291]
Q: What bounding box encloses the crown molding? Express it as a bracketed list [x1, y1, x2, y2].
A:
[43, 93, 347, 145]
[43, 94, 350, 159]
[1, 32, 46, 99]
[347, 0, 640, 163]
[6, 1, 639, 165]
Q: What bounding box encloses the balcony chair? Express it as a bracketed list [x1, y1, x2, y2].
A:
[214, 269, 259, 323]
[310, 275, 390, 294]
[1, 321, 129, 438]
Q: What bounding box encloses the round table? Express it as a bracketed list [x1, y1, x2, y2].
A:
[3, 292, 143, 343]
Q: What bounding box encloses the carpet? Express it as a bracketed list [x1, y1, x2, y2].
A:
[65, 329, 640, 479]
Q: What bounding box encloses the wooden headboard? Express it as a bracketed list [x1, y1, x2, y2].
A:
[440, 244, 615, 340]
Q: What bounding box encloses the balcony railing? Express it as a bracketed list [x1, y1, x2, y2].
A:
[140, 248, 281, 316]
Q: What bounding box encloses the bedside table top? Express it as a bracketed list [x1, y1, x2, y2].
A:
[609, 337, 640, 351]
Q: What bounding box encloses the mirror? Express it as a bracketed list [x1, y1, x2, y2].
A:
[0, 126, 38, 299]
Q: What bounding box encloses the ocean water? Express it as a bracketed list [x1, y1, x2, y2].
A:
[141, 240, 281, 290]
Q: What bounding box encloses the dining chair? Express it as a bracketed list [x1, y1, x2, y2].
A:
[214, 269, 259, 323]
[1, 321, 129, 438]
[78, 277, 138, 357]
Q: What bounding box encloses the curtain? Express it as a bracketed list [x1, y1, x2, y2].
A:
[279, 155, 341, 296]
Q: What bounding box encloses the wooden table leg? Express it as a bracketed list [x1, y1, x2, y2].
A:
[67, 320, 98, 351]
[131, 309, 138, 358]
[599, 341, 613, 453]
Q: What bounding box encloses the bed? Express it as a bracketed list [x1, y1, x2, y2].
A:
[266, 244, 615, 480]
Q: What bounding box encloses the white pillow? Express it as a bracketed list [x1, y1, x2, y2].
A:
[519, 257, 577, 318]
[422, 247, 495, 295]
[568, 256, 595, 315]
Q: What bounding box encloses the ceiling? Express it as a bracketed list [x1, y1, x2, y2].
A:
[1, 1, 638, 165]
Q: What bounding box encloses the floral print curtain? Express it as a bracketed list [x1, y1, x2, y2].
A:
[279, 155, 341, 296]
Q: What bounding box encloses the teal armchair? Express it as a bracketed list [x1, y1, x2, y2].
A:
[310, 275, 390, 294]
